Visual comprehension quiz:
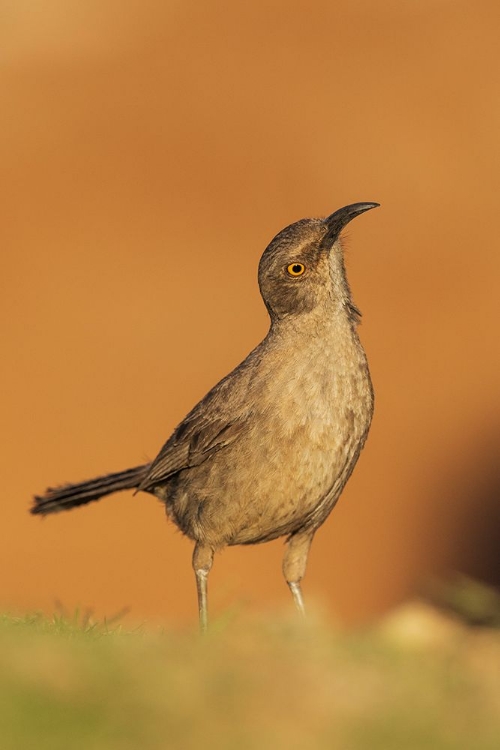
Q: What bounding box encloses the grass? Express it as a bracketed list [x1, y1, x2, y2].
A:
[0, 604, 499, 750]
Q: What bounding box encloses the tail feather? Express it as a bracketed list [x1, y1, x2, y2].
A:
[31, 464, 149, 516]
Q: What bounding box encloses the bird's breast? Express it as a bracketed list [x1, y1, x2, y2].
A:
[168, 330, 373, 547]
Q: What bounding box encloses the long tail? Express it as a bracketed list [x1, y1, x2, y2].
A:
[31, 464, 149, 516]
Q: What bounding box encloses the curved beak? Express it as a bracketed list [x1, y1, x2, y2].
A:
[322, 202, 379, 247]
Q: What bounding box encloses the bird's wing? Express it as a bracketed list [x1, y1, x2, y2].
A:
[138, 341, 262, 493]
[137, 417, 246, 491]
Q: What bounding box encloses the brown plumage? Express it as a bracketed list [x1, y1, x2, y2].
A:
[32, 202, 379, 631]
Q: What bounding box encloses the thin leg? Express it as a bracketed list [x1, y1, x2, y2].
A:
[192, 543, 214, 634]
[288, 581, 306, 616]
[283, 530, 314, 617]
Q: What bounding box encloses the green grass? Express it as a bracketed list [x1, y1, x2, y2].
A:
[0, 606, 499, 750]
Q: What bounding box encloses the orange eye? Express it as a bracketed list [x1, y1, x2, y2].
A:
[287, 263, 306, 277]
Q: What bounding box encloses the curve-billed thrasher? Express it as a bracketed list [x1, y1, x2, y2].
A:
[32, 202, 379, 631]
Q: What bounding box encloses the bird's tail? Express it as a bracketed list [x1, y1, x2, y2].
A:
[31, 464, 149, 516]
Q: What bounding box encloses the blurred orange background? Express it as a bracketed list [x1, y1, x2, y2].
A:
[2, 1, 499, 627]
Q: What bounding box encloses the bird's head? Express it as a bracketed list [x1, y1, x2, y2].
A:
[258, 202, 379, 324]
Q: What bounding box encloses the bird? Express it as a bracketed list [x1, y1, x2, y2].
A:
[32, 202, 379, 632]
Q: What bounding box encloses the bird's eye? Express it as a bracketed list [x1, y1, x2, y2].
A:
[287, 263, 306, 277]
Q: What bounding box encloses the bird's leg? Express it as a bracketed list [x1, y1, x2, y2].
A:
[192, 543, 214, 634]
[283, 530, 315, 617]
